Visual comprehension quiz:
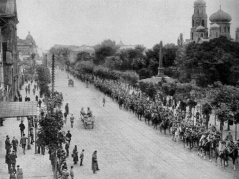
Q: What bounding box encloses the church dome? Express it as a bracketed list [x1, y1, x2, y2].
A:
[209, 9, 232, 23]
[196, 25, 205, 32]
[210, 23, 220, 29]
[26, 32, 34, 42]
[194, 0, 206, 6]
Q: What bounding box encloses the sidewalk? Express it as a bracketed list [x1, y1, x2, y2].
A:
[0, 81, 52, 179]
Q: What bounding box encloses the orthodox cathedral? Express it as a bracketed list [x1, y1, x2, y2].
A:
[190, 0, 239, 43]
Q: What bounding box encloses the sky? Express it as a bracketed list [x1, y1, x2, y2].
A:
[17, 0, 239, 51]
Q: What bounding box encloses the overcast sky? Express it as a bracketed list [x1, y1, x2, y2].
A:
[17, 0, 239, 51]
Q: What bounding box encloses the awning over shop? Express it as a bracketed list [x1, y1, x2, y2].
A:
[0, 101, 38, 118]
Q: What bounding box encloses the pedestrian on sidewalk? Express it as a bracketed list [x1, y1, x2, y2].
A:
[70, 114, 74, 128]
[70, 166, 74, 179]
[72, 145, 78, 164]
[103, 96, 106, 107]
[92, 150, 99, 174]
[11, 137, 18, 154]
[62, 168, 70, 179]
[33, 88, 35, 95]
[24, 96, 28, 102]
[5, 136, 11, 154]
[30, 127, 34, 144]
[65, 103, 69, 115]
[19, 121, 25, 137]
[35, 95, 38, 102]
[64, 111, 68, 124]
[65, 141, 69, 157]
[38, 100, 42, 108]
[80, 149, 84, 166]
[20, 134, 28, 155]
[10, 150, 17, 172]
[9, 165, 16, 179]
[66, 131, 72, 144]
[16, 165, 23, 179]
[6, 151, 11, 174]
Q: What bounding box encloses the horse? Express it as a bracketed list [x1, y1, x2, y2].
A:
[215, 142, 229, 170]
[201, 140, 212, 161]
[159, 118, 169, 135]
[137, 105, 144, 121]
[184, 130, 194, 149]
[152, 113, 161, 129]
[119, 98, 124, 109]
[144, 110, 151, 124]
[228, 143, 239, 170]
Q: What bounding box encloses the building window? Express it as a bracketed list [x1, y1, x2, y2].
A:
[192, 20, 194, 27]
[202, 20, 204, 27]
[228, 26, 230, 32]
[216, 32, 218, 38]
[224, 27, 226, 32]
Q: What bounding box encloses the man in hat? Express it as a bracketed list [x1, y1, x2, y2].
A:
[70, 114, 74, 128]
[5, 136, 11, 154]
[65, 141, 69, 157]
[20, 134, 28, 154]
[9, 150, 17, 172]
[6, 151, 11, 174]
[66, 131, 72, 144]
[11, 137, 18, 155]
[19, 121, 25, 137]
[80, 149, 84, 166]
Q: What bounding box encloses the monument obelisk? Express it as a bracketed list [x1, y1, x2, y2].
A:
[157, 41, 164, 77]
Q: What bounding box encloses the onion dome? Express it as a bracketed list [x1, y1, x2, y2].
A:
[210, 23, 220, 29]
[194, 0, 206, 6]
[26, 31, 34, 42]
[196, 25, 205, 32]
[209, 9, 232, 23]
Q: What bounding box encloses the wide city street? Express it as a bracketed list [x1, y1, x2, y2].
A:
[55, 69, 239, 179]
[0, 69, 239, 179]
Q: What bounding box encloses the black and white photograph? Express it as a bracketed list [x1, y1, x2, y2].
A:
[0, 0, 239, 178]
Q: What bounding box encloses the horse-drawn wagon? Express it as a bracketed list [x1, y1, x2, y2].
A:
[68, 79, 74, 87]
[80, 114, 95, 129]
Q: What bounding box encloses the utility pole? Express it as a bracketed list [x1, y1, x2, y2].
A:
[52, 54, 55, 95]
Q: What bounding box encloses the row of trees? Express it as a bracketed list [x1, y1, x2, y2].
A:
[138, 80, 239, 139]
[36, 64, 65, 179]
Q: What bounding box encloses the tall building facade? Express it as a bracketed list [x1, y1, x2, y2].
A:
[191, 0, 208, 42]
[0, 0, 19, 101]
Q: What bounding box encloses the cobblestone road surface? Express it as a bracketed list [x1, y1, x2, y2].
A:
[1, 68, 239, 179]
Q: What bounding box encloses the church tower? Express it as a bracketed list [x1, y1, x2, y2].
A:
[191, 0, 208, 42]
[235, 27, 239, 42]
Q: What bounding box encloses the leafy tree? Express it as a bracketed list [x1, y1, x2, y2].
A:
[176, 36, 239, 86]
[36, 65, 51, 97]
[94, 39, 119, 65]
[49, 47, 71, 67]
